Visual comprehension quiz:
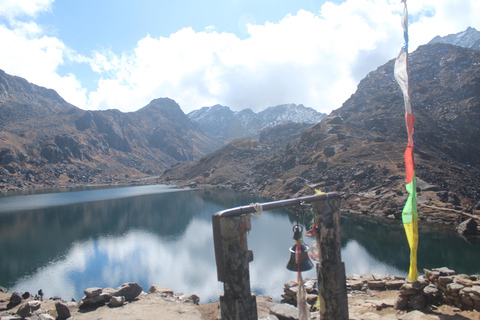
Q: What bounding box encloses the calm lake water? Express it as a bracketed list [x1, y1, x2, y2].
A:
[1, 185, 479, 302]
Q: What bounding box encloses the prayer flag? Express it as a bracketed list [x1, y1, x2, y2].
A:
[394, 0, 418, 282]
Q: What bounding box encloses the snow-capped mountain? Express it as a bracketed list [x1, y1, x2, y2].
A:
[428, 26, 480, 50]
[188, 103, 326, 144]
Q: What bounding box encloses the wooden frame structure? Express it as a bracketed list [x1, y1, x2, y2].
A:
[212, 192, 348, 320]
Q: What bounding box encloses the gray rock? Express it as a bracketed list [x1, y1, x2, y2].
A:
[184, 294, 200, 305]
[148, 285, 174, 295]
[113, 282, 143, 301]
[423, 284, 439, 300]
[399, 310, 438, 319]
[84, 287, 102, 298]
[348, 280, 364, 290]
[108, 295, 125, 307]
[433, 267, 455, 276]
[447, 282, 464, 293]
[394, 295, 409, 310]
[400, 283, 417, 295]
[438, 276, 454, 285]
[55, 301, 71, 319]
[456, 218, 478, 235]
[386, 280, 405, 290]
[17, 303, 33, 318]
[367, 280, 387, 290]
[408, 293, 427, 310]
[28, 300, 41, 311]
[455, 277, 473, 287]
[10, 292, 22, 305]
[270, 303, 299, 320]
[81, 294, 106, 306]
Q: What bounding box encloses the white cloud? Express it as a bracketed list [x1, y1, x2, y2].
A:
[1, 0, 480, 114]
[0, 0, 54, 21]
[83, 1, 405, 113]
[0, 0, 88, 108]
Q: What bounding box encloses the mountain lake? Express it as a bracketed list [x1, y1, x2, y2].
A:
[0, 184, 479, 302]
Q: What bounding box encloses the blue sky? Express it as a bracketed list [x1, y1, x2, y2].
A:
[1, 0, 479, 114]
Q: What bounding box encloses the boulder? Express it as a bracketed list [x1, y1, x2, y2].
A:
[81, 294, 107, 306]
[9, 292, 22, 306]
[184, 294, 200, 305]
[456, 218, 478, 236]
[408, 293, 427, 310]
[400, 283, 417, 296]
[113, 282, 142, 301]
[433, 267, 455, 276]
[394, 295, 409, 310]
[108, 295, 125, 307]
[28, 301, 41, 311]
[84, 287, 102, 298]
[55, 301, 71, 319]
[148, 285, 174, 295]
[17, 303, 33, 318]
[270, 303, 299, 320]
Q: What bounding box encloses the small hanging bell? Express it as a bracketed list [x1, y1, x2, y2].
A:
[286, 225, 314, 272]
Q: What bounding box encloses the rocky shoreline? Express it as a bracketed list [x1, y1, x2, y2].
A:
[2, 267, 480, 320]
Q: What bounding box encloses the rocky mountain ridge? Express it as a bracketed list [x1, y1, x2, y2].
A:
[161, 41, 480, 225]
[188, 103, 326, 144]
[429, 26, 480, 50]
[0, 71, 324, 192]
[0, 71, 221, 190]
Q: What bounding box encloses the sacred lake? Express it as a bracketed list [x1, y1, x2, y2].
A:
[1, 185, 479, 302]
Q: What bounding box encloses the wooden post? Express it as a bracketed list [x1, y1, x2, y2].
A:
[212, 213, 257, 320]
[313, 195, 349, 320]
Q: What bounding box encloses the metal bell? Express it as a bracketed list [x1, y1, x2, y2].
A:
[286, 242, 314, 272]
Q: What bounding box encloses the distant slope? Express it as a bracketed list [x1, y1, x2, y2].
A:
[188, 103, 326, 144]
[0, 71, 220, 191]
[161, 42, 480, 223]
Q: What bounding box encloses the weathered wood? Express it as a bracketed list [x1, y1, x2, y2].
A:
[214, 214, 257, 320]
[212, 192, 342, 320]
[313, 196, 349, 320]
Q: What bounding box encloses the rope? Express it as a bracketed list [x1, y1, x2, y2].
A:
[250, 202, 263, 217]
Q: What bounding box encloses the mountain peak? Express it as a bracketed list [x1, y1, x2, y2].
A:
[428, 27, 480, 50]
[188, 103, 327, 144]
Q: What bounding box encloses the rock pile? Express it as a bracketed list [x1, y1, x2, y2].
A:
[396, 267, 480, 311]
[282, 268, 480, 313]
[80, 282, 143, 308]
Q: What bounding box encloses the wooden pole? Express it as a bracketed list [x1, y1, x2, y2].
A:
[212, 192, 342, 320]
[213, 214, 257, 320]
[313, 195, 349, 320]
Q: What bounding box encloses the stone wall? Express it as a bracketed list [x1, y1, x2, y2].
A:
[281, 267, 480, 312]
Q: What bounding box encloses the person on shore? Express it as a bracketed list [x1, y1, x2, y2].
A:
[38, 289, 43, 301]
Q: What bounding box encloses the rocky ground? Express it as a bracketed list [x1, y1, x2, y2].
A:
[2, 268, 480, 320]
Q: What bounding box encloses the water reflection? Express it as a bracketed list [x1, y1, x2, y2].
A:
[1, 186, 479, 303]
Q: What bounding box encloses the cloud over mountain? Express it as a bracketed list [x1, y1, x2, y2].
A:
[1, 0, 479, 114]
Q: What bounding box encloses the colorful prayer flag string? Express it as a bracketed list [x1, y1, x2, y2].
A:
[394, 0, 418, 282]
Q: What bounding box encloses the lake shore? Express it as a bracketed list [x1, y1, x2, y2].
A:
[2, 176, 479, 233]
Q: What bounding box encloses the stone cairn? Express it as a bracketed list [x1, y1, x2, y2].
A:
[397, 267, 480, 311]
[281, 267, 480, 312]
[80, 282, 143, 308]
